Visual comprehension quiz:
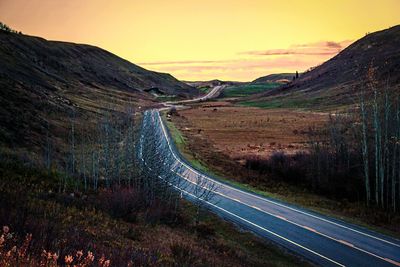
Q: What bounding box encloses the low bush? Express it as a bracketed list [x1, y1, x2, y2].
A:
[170, 242, 197, 267]
[0, 225, 111, 267]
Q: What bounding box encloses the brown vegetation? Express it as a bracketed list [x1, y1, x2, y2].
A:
[0, 155, 305, 266]
[171, 103, 327, 160]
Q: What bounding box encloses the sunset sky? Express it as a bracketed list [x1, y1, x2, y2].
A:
[0, 0, 399, 81]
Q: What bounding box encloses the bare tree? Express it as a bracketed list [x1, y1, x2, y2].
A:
[359, 87, 371, 205]
[137, 109, 217, 217]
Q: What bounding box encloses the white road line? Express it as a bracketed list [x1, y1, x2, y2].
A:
[156, 110, 400, 248]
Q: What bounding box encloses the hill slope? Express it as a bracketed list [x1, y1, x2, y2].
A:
[0, 31, 196, 97]
[244, 25, 400, 108]
[252, 73, 295, 84]
[0, 30, 197, 154]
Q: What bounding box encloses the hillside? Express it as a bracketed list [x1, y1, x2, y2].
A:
[244, 25, 400, 108]
[184, 79, 246, 95]
[252, 73, 295, 84]
[0, 31, 197, 97]
[0, 30, 197, 154]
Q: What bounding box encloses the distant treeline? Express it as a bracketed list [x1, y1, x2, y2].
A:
[0, 22, 22, 34]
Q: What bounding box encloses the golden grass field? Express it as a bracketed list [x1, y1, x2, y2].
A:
[173, 102, 328, 162]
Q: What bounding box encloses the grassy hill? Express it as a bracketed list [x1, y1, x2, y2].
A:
[0, 31, 197, 96]
[204, 75, 293, 99]
[252, 73, 295, 84]
[243, 25, 400, 109]
[0, 30, 198, 155]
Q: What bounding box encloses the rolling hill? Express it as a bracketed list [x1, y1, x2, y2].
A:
[0, 30, 197, 97]
[0, 30, 197, 154]
[251, 73, 295, 84]
[243, 25, 400, 108]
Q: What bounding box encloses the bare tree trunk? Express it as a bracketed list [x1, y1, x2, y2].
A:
[360, 89, 371, 205]
[70, 109, 76, 178]
[393, 97, 400, 212]
[383, 91, 390, 210]
[373, 89, 381, 206]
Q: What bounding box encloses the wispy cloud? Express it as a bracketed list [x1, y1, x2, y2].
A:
[138, 40, 353, 81]
[241, 40, 352, 56]
[138, 60, 224, 66]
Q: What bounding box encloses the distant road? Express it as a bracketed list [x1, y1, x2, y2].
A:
[166, 85, 225, 105]
[139, 86, 400, 267]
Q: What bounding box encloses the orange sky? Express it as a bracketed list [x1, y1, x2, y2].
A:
[0, 0, 399, 81]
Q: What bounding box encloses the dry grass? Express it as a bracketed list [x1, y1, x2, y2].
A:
[0, 156, 307, 267]
[173, 103, 328, 161]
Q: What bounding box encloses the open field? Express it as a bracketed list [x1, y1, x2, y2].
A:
[222, 83, 280, 98]
[171, 102, 328, 160]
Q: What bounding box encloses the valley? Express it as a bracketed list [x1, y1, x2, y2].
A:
[1, 4, 400, 266]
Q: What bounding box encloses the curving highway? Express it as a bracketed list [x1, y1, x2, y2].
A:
[139, 87, 400, 267]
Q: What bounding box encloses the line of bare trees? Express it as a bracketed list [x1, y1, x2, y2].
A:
[44, 104, 140, 192]
[298, 67, 400, 212]
[42, 104, 216, 216]
[359, 68, 400, 211]
[297, 70, 400, 212]
[138, 110, 216, 215]
[245, 68, 399, 213]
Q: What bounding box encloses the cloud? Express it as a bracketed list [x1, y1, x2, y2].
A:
[138, 60, 223, 66]
[325, 41, 342, 49]
[137, 40, 353, 81]
[143, 57, 318, 81]
[241, 40, 352, 57]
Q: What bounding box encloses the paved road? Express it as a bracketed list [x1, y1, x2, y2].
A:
[139, 87, 400, 267]
[165, 85, 225, 105]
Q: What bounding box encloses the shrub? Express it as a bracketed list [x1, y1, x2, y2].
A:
[0, 225, 111, 266]
[96, 187, 142, 222]
[170, 242, 197, 267]
[194, 222, 215, 239]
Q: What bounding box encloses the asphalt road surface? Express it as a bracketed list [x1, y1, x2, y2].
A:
[139, 87, 400, 267]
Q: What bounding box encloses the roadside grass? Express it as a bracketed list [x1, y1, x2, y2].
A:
[164, 115, 400, 239]
[163, 114, 186, 147]
[160, 117, 279, 200]
[152, 118, 274, 198]
[162, 113, 217, 175]
[162, 111, 281, 196]
[222, 83, 280, 98]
